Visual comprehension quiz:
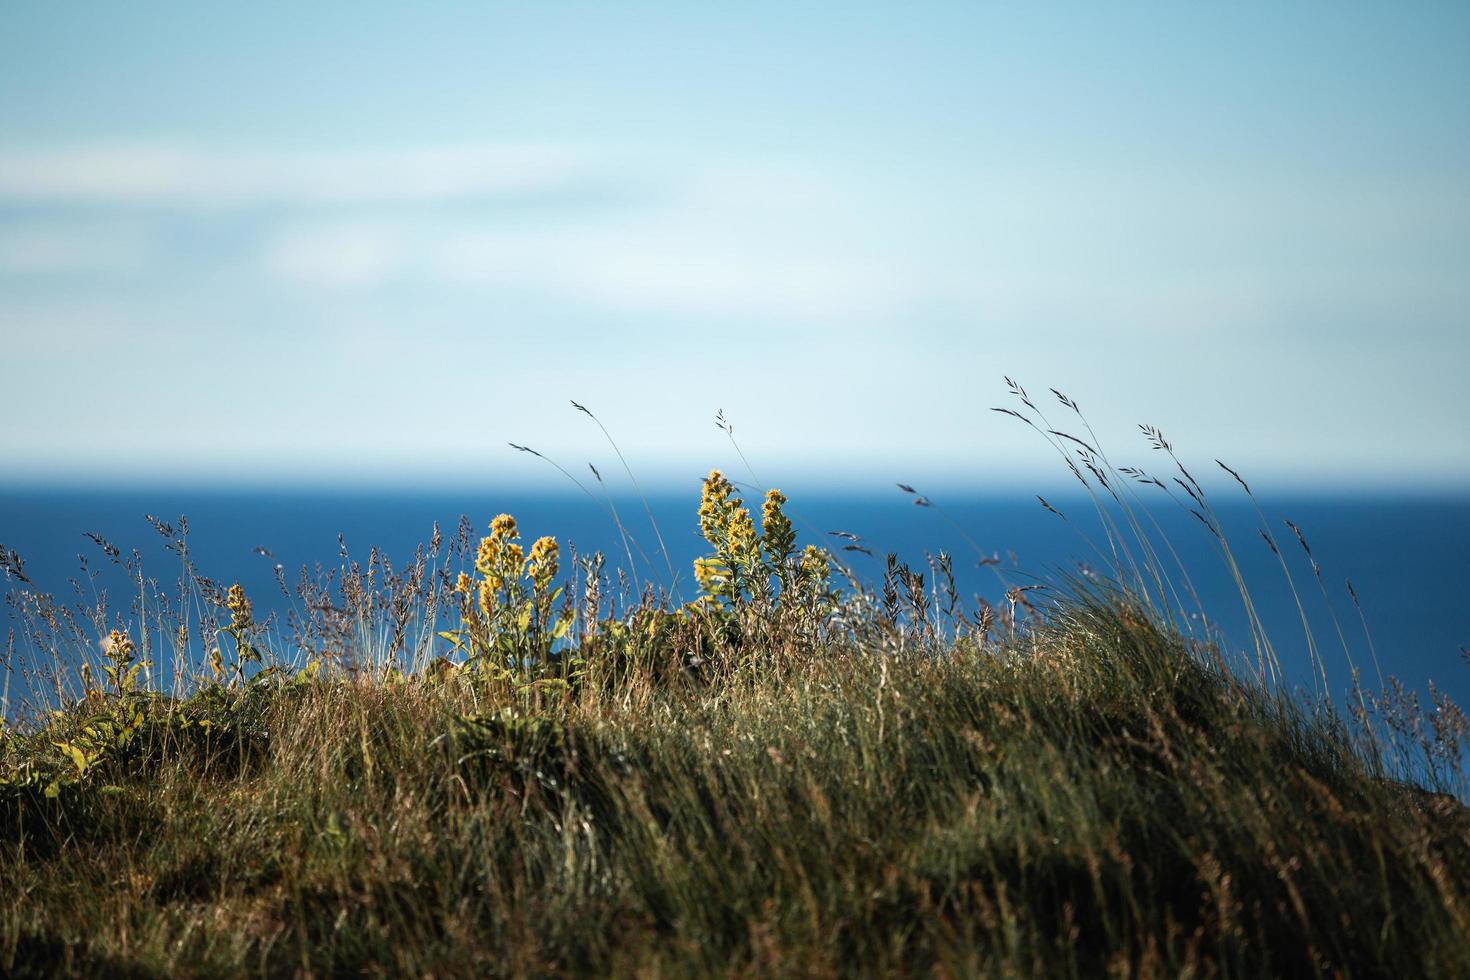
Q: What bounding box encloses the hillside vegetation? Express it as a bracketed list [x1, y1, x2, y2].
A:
[3, 395, 1468, 977]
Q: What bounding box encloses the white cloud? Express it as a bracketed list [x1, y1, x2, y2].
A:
[200, 149, 919, 319]
[2, 142, 1466, 340]
[0, 144, 598, 208]
[262, 218, 917, 321]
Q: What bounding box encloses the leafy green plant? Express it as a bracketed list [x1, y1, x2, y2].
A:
[207, 583, 263, 687]
[36, 629, 150, 797]
[692, 470, 834, 624]
[441, 515, 574, 685]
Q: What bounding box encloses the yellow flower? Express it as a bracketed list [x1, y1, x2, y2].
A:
[727, 506, 756, 563]
[104, 628, 135, 664]
[224, 583, 253, 630]
[477, 514, 520, 575]
[761, 488, 795, 564]
[454, 571, 473, 594]
[799, 545, 830, 584]
[761, 488, 787, 526]
[484, 543, 523, 590]
[477, 536, 511, 579]
[698, 470, 738, 546]
[527, 536, 559, 593]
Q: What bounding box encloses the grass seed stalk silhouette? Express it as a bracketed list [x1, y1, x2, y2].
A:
[573, 399, 679, 598]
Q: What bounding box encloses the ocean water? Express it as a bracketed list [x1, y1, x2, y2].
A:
[2, 486, 1468, 711]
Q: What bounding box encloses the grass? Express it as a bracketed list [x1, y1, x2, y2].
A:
[2, 397, 1468, 977]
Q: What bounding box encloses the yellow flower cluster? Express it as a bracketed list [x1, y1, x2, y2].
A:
[476, 515, 524, 586]
[760, 488, 795, 566]
[799, 544, 830, 584]
[698, 469, 760, 565]
[104, 628, 136, 664]
[698, 470, 739, 544]
[727, 506, 757, 564]
[474, 514, 525, 616]
[761, 489, 789, 534]
[467, 515, 563, 619]
[527, 536, 559, 594]
[225, 583, 253, 631]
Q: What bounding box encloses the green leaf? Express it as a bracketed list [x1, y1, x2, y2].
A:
[56, 742, 90, 775]
[289, 659, 323, 688]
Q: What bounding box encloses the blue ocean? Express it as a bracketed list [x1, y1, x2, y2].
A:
[3, 486, 1467, 711]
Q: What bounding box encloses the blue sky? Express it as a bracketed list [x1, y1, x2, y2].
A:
[2, 2, 1467, 490]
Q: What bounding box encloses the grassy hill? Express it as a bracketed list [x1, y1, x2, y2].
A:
[3, 466, 1468, 977]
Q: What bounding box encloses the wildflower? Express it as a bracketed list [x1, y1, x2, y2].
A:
[761, 488, 788, 531]
[698, 470, 738, 546]
[104, 628, 135, 665]
[477, 515, 518, 572]
[224, 583, 253, 631]
[454, 571, 473, 595]
[761, 488, 795, 567]
[475, 535, 502, 578]
[527, 536, 559, 594]
[476, 514, 525, 592]
[799, 545, 831, 587]
[498, 543, 524, 590]
[473, 518, 526, 613]
[727, 506, 757, 565]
